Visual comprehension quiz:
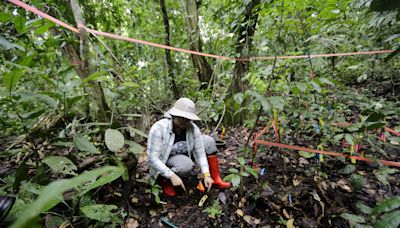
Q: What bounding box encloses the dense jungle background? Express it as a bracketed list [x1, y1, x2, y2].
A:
[0, 0, 399, 227]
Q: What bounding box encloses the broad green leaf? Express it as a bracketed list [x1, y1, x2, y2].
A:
[237, 157, 245, 166]
[81, 71, 108, 85]
[268, 96, 284, 111]
[247, 90, 270, 112]
[239, 171, 250, 177]
[234, 93, 244, 105]
[375, 167, 397, 186]
[292, 86, 300, 95]
[371, 196, 400, 216]
[366, 122, 385, 130]
[246, 167, 258, 178]
[340, 213, 366, 223]
[11, 166, 123, 228]
[356, 202, 372, 215]
[299, 151, 316, 158]
[34, 24, 52, 35]
[334, 134, 344, 142]
[296, 83, 307, 93]
[77, 166, 124, 197]
[73, 135, 98, 154]
[231, 174, 240, 187]
[0, 37, 24, 51]
[0, 12, 11, 22]
[20, 109, 45, 119]
[345, 134, 354, 145]
[339, 165, 356, 174]
[311, 81, 322, 93]
[80, 204, 118, 222]
[350, 174, 365, 191]
[125, 140, 144, 155]
[13, 16, 27, 33]
[373, 210, 400, 228]
[320, 78, 335, 86]
[3, 70, 23, 93]
[128, 127, 148, 138]
[42, 156, 77, 176]
[105, 129, 125, 152]
[366, 112, 385, 122]
[228, 168, 239, 174]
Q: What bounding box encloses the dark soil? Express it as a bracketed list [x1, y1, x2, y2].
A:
[121, 127, 400, 227]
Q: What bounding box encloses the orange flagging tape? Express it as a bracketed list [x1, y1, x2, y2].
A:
[254, 140, 400, 167]
[385, 127, 400, 137]
[7, 0, 397, 62]
[253, 124, 400, 168]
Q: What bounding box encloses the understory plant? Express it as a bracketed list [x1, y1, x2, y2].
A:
[340, 196, 400, 228]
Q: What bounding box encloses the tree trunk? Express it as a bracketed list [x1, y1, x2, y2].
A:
[225, 0, 260, 125]
[160, 0, 180, 99]
[67, 0, 110, 122]
[182, 0, 213, 90]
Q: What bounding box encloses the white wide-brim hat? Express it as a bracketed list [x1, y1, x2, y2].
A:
[166, 97, 201, 121]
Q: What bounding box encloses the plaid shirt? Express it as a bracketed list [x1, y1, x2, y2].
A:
[147, 115, 210, 178]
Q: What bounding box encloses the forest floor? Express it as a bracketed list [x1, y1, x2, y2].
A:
[1, 123, 399, 228]
[120, 126, 400, 228]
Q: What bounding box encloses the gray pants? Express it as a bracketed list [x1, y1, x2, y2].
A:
[166, 135, 216, 176]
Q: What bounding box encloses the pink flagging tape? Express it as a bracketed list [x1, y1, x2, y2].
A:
[84, 27, 234, 61]
[7, 0, 79, 33]
[254, 140, 400, 167]
[385, 127, 400, 137]
[7, 0, 397, 62]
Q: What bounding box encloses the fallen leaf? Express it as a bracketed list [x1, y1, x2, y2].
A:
[319, 181, 328, 191]
[299, 157, 309, 166]
[366, 188, 376, 195]
[239, 197, 246, 208]
[149, 209, 157, 217]
[124, 218, 139, 228]
[114, 192, 122, 197]
[286, 218, 294, 228]
[243, 215, 252, 224]
[236, 209, 244, 217]
[224, 149, 232, 156]
[283, 209, 290, 219]
[131, 196, 139, 204]
[293, 179, 301, 186]
[168, 212, 174, 219]
[59, 221, 70, 228]
[281, 194, 288, 202]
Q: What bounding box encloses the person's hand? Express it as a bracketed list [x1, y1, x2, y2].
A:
[204, 176, 214, 192]
[170, 173, 186, 191]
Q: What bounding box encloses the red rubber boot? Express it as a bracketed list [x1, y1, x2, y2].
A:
[159, 178, 176, 197]
[207, 155, 231, 188]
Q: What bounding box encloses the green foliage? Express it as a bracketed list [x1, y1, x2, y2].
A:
[80, 204, 118, 223]
[341, 196, 400, 227]
[11, 166, 124, 228]
[349, 173, 366, 191]
[105, 129, 125, 152]
[224, 157, 258, 190]
[203, 199, 223, 219]
[145, 178, 162, 204]
[375, 167, 397, 186]
[73, 134, 98, 154]
[42, 156, 78, 176]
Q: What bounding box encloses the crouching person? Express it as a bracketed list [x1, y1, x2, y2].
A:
[147, 98, 231, 197]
